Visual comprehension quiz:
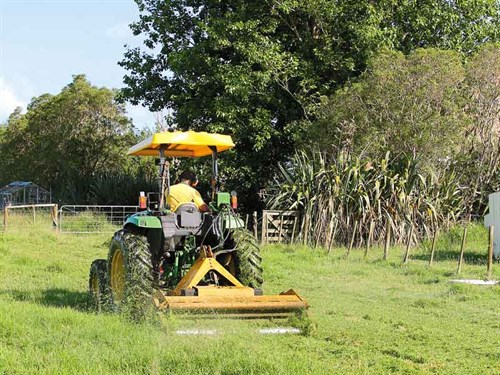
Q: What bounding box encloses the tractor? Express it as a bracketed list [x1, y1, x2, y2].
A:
[88, 131, 307, 317]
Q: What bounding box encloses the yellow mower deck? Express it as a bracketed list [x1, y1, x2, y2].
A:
[153, 248, 308, 317]
[155, 289, 307, 318]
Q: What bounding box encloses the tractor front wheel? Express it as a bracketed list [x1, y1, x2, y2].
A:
[107, 229, 154, 319]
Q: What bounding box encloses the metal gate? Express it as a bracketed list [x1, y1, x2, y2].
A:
[59, 205, 140, 234]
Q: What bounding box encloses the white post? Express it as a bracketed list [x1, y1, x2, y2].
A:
[484, 192, 500, 258]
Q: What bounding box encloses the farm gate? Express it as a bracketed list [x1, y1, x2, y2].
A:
[261, 210, 300, 244]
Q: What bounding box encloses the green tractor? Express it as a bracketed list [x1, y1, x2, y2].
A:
[89, 131, 307, 317]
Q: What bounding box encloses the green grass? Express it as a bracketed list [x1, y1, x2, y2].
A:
[0, 224, 498, 374]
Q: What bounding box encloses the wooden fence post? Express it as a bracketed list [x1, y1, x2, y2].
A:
[383, 220, 391, 260]
[487, 225, 494, 279]
[303, 213, 310, 246]
[403, 225, 414, 264]
[253, 211, 258, 241]
[457, 225, 467, 274]
[261, 211, 267, 244]
[3, 207, 7, 231]
[429, 228, 438, 267]
[278, 212, 283, 244]
[51, 204, 59, 228]
[328, 219, 338, 254]
[291, 216, 298, 244]
[364, 220, 374, 258]
[346, 221, 358, 259]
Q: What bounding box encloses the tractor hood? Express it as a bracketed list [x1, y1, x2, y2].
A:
[128, 131, 235, 157]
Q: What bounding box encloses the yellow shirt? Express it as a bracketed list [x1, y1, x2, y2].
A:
[167, 183, 206, 212]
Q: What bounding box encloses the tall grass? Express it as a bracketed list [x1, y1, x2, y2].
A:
[0, 230, 498, 374]
[267, 150, 464, 248]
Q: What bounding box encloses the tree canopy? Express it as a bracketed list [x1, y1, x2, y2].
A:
[0, 75, 143, 203]
[120, 0, 499, 209]
[308, 48, 468, 166]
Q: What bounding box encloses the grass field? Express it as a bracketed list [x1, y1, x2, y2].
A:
[0, 224, 498, 374]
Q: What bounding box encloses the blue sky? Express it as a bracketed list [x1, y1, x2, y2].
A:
[0, 0, 156, 128]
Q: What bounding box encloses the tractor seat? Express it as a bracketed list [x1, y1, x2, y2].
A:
[175, 203, 202, 229]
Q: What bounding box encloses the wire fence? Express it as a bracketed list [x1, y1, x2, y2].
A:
[0, 204, 496, 277]
[59, 205, 141, 234]
[1, 204, 58, 232]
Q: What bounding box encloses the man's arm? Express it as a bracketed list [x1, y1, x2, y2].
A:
[193, 190, 210, 212]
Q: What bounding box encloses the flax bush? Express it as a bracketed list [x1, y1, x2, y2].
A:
[267, 150, 464, 248]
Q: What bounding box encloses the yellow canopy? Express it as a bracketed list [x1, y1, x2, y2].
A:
[127, 131, 235, 157]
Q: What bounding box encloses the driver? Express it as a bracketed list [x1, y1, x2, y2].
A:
[167, 171, 210, 212]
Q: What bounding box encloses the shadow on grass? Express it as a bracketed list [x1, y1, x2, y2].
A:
[4, 288, 90, 312]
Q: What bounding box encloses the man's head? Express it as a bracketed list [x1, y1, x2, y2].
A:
[178, 170, 198, 187]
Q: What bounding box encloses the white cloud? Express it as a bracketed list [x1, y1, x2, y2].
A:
[105, 23, 131, 40]
[0, 77, 26, 121]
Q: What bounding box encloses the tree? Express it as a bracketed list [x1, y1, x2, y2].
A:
[0, 75, 137, 202]
[458, 43, 500, 214]
[120, 0, 499, 209]
[308, 43, 500, 215]
[308, 48, 468, 168]
[0, 107, 29, 185]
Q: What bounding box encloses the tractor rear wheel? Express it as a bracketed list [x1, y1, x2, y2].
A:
[89, 259, 108, 312]
[107, 229, 154, 319]
[223, 228, 264, 288]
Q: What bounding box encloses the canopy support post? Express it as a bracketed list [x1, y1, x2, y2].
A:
[209, 146, 218, 201]
[158, 146, 170, 210]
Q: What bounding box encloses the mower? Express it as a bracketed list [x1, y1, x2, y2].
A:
[88, 131, 308, 317]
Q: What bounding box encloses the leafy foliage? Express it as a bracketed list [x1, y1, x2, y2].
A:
[457, 43, 500, 214]
[267, 150, 463, 248]
[0, 75, 148, 204]
[306, 44, 500, 217]
[89, 174, 157, 206]
[120, 0, 499, 210]
[308, 48, 468, 167]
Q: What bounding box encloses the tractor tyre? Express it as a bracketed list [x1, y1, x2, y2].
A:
[89, 259, 109, 312]
[107, 229, 154, 320]
[227, 228, 264, 288]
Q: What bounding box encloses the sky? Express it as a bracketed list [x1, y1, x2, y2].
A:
[0, 0, 156, 128]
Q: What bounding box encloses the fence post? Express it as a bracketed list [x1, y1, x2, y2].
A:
[262, 211, 268, 244]
[303, 213, 310, 246]
[32, 205, 36, 224]
[51, 204, 59, 228]
[403, 225, 414, 264]
[364, 220, 374, 258]
[253, 211, 258, 241]
[383, 221, 391, 260]
[487, 225, 494, 279]
[457, 225, 467, 274]
[328, 219, 338, 254]
[3, 207, 7, 231]
[429, 228, 438, 267]
[346, 221, 358, 259]
[291, 216, 298, 244]
[278, 212, 283, 244]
